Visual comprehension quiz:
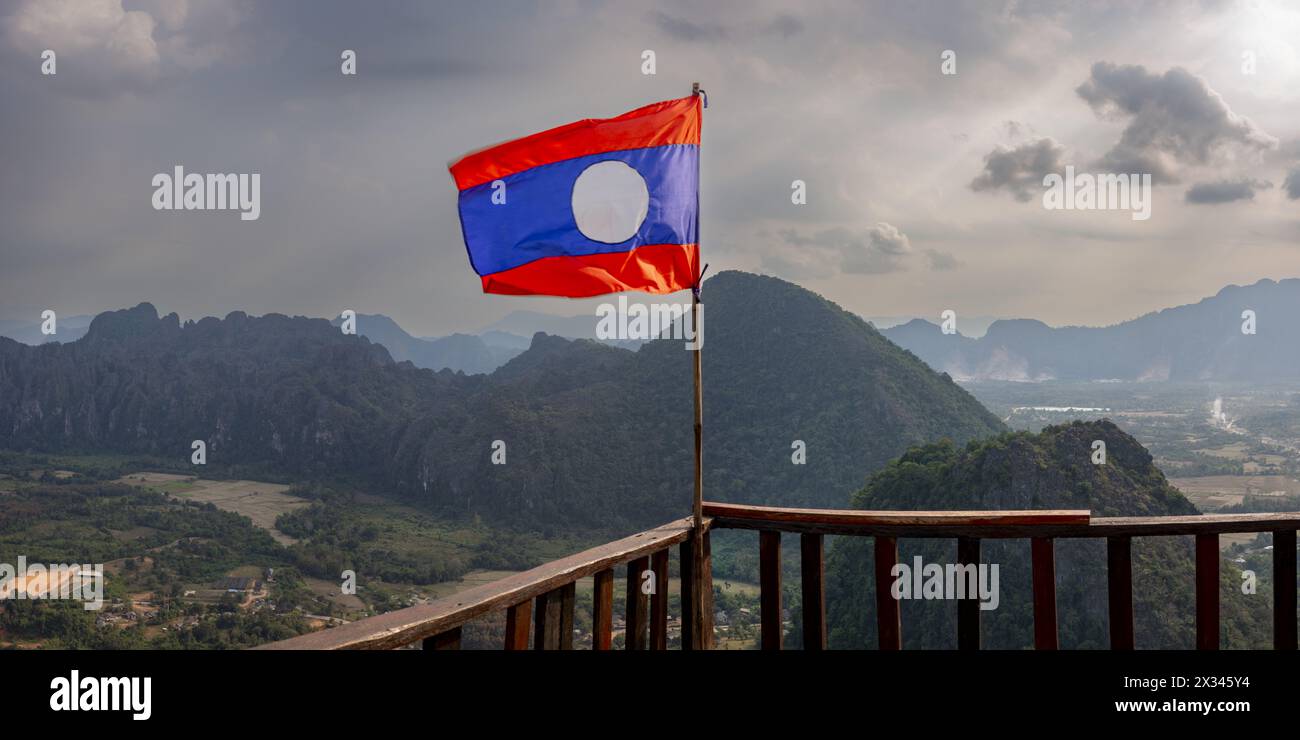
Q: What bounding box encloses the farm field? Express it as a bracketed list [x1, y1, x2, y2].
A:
[302, 576, 368, 615]
[118, 472, 309, 545]
[1168, 474, 1300, 550]
[1168, 474, 1300, 510]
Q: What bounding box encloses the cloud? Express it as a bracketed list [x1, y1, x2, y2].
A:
[1, 0, 248, 93]
[1184, 178, 1272, 204]
[1076, 62, 1278, 180]
[766, 14, 804, 38]
[770, 222, 913, 277]
[1285, 167, 1300, 200]
[2, 1, 1297, 334]
[970, 138, 1066, 202]
[4, 0, 160, 81]
[648, 11, 803, 42]
[649, 11, 727, 41]
[845, 222, 911, 274]
[770, 227, 855, 279]
[925, 249, 960, 271]
[866, 221, 910, 252]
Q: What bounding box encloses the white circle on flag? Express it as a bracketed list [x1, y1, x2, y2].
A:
[571, 160, 649, 244]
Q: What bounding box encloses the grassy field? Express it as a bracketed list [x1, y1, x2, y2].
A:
[118, 472, 309, 545]
[1168, 473, 1300, 549]
[1169, 474, 1300, 510]
[302, 576, 368, 613]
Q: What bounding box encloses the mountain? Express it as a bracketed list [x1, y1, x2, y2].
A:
[478, 330, 533, 351]
[478, 309, 643, 350]
[867, 314, 1002, 337]
[823, 420, 1273, 649]
[1, 308, 629, 375]
[340, 311, 645, 374]
[333, 313, 523, 375]
[878, 318, 983, 378]
[479, 309, 614, 340]
[669, 271, 1005, 510]
[882, 278, 1300, 381]
[0, 314, 94, 345]
[0, 271, 1004, 532]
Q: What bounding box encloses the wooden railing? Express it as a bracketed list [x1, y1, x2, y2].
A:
[256, 516, 714, 650]
[705, 502, 1300, 651]
[257, 504, 1300, 651]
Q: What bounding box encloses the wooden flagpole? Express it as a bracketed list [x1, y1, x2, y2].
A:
[688, 81, 711, 649]
[691, 297, 702, 536]
[690, 81, 704, 539]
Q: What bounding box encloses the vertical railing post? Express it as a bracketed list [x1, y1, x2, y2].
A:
[626, 556, 650, 650]
[1275, 529, 1298, 651]
[680, 538, 695, 649]
[703, 529, 714, 647]
[1195, 533, 1219, 650]
[683, 528, 713, 650]
[592, 568, 614, 651]
[800, 533, 826, 650]
[559, 583, 575, 649]
[1031, 537, 1058, 650]
[759, 530, 782, 650]
[957, 537, 980, 650]
[1107, 536, 1134, 650]
[533, 582, 575, 650]
[504, 600, 531, 650]
[874, 536, 901, 650]
[650, 549, 670, 650]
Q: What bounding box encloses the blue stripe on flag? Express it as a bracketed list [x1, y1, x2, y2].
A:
[457, 144, 698, 277]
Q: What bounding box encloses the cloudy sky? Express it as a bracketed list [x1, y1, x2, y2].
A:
[2, 0, 1299, 336]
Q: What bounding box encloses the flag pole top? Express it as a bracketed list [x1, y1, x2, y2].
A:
[692, 82, 707, 108]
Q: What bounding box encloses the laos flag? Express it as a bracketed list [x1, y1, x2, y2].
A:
[449, 95, 701, 297]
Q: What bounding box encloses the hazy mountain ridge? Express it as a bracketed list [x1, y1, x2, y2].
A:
[0, 308, 630, 375]
[0, 315, 94, 345]
[0, 271, 1004, 532]
[882, 278, 1300, 381]
[331, 312, 524, 375]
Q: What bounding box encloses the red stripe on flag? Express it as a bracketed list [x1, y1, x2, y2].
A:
[450, 96, 701, 191]
[480, 243, 699, 297]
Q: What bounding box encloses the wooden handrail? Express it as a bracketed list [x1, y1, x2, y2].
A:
[705, 502, 1299, 652]
[702, 502, 1091, 527]
[257, 516, 708, 650]
[703, 502, 1300, 538]
[255, 502, 1300, 651]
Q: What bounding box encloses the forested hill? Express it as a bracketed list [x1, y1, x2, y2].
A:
[824, 420, 1273, 649]
[0, 271, 1003, 532]
[661, 271, 1006, 508]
